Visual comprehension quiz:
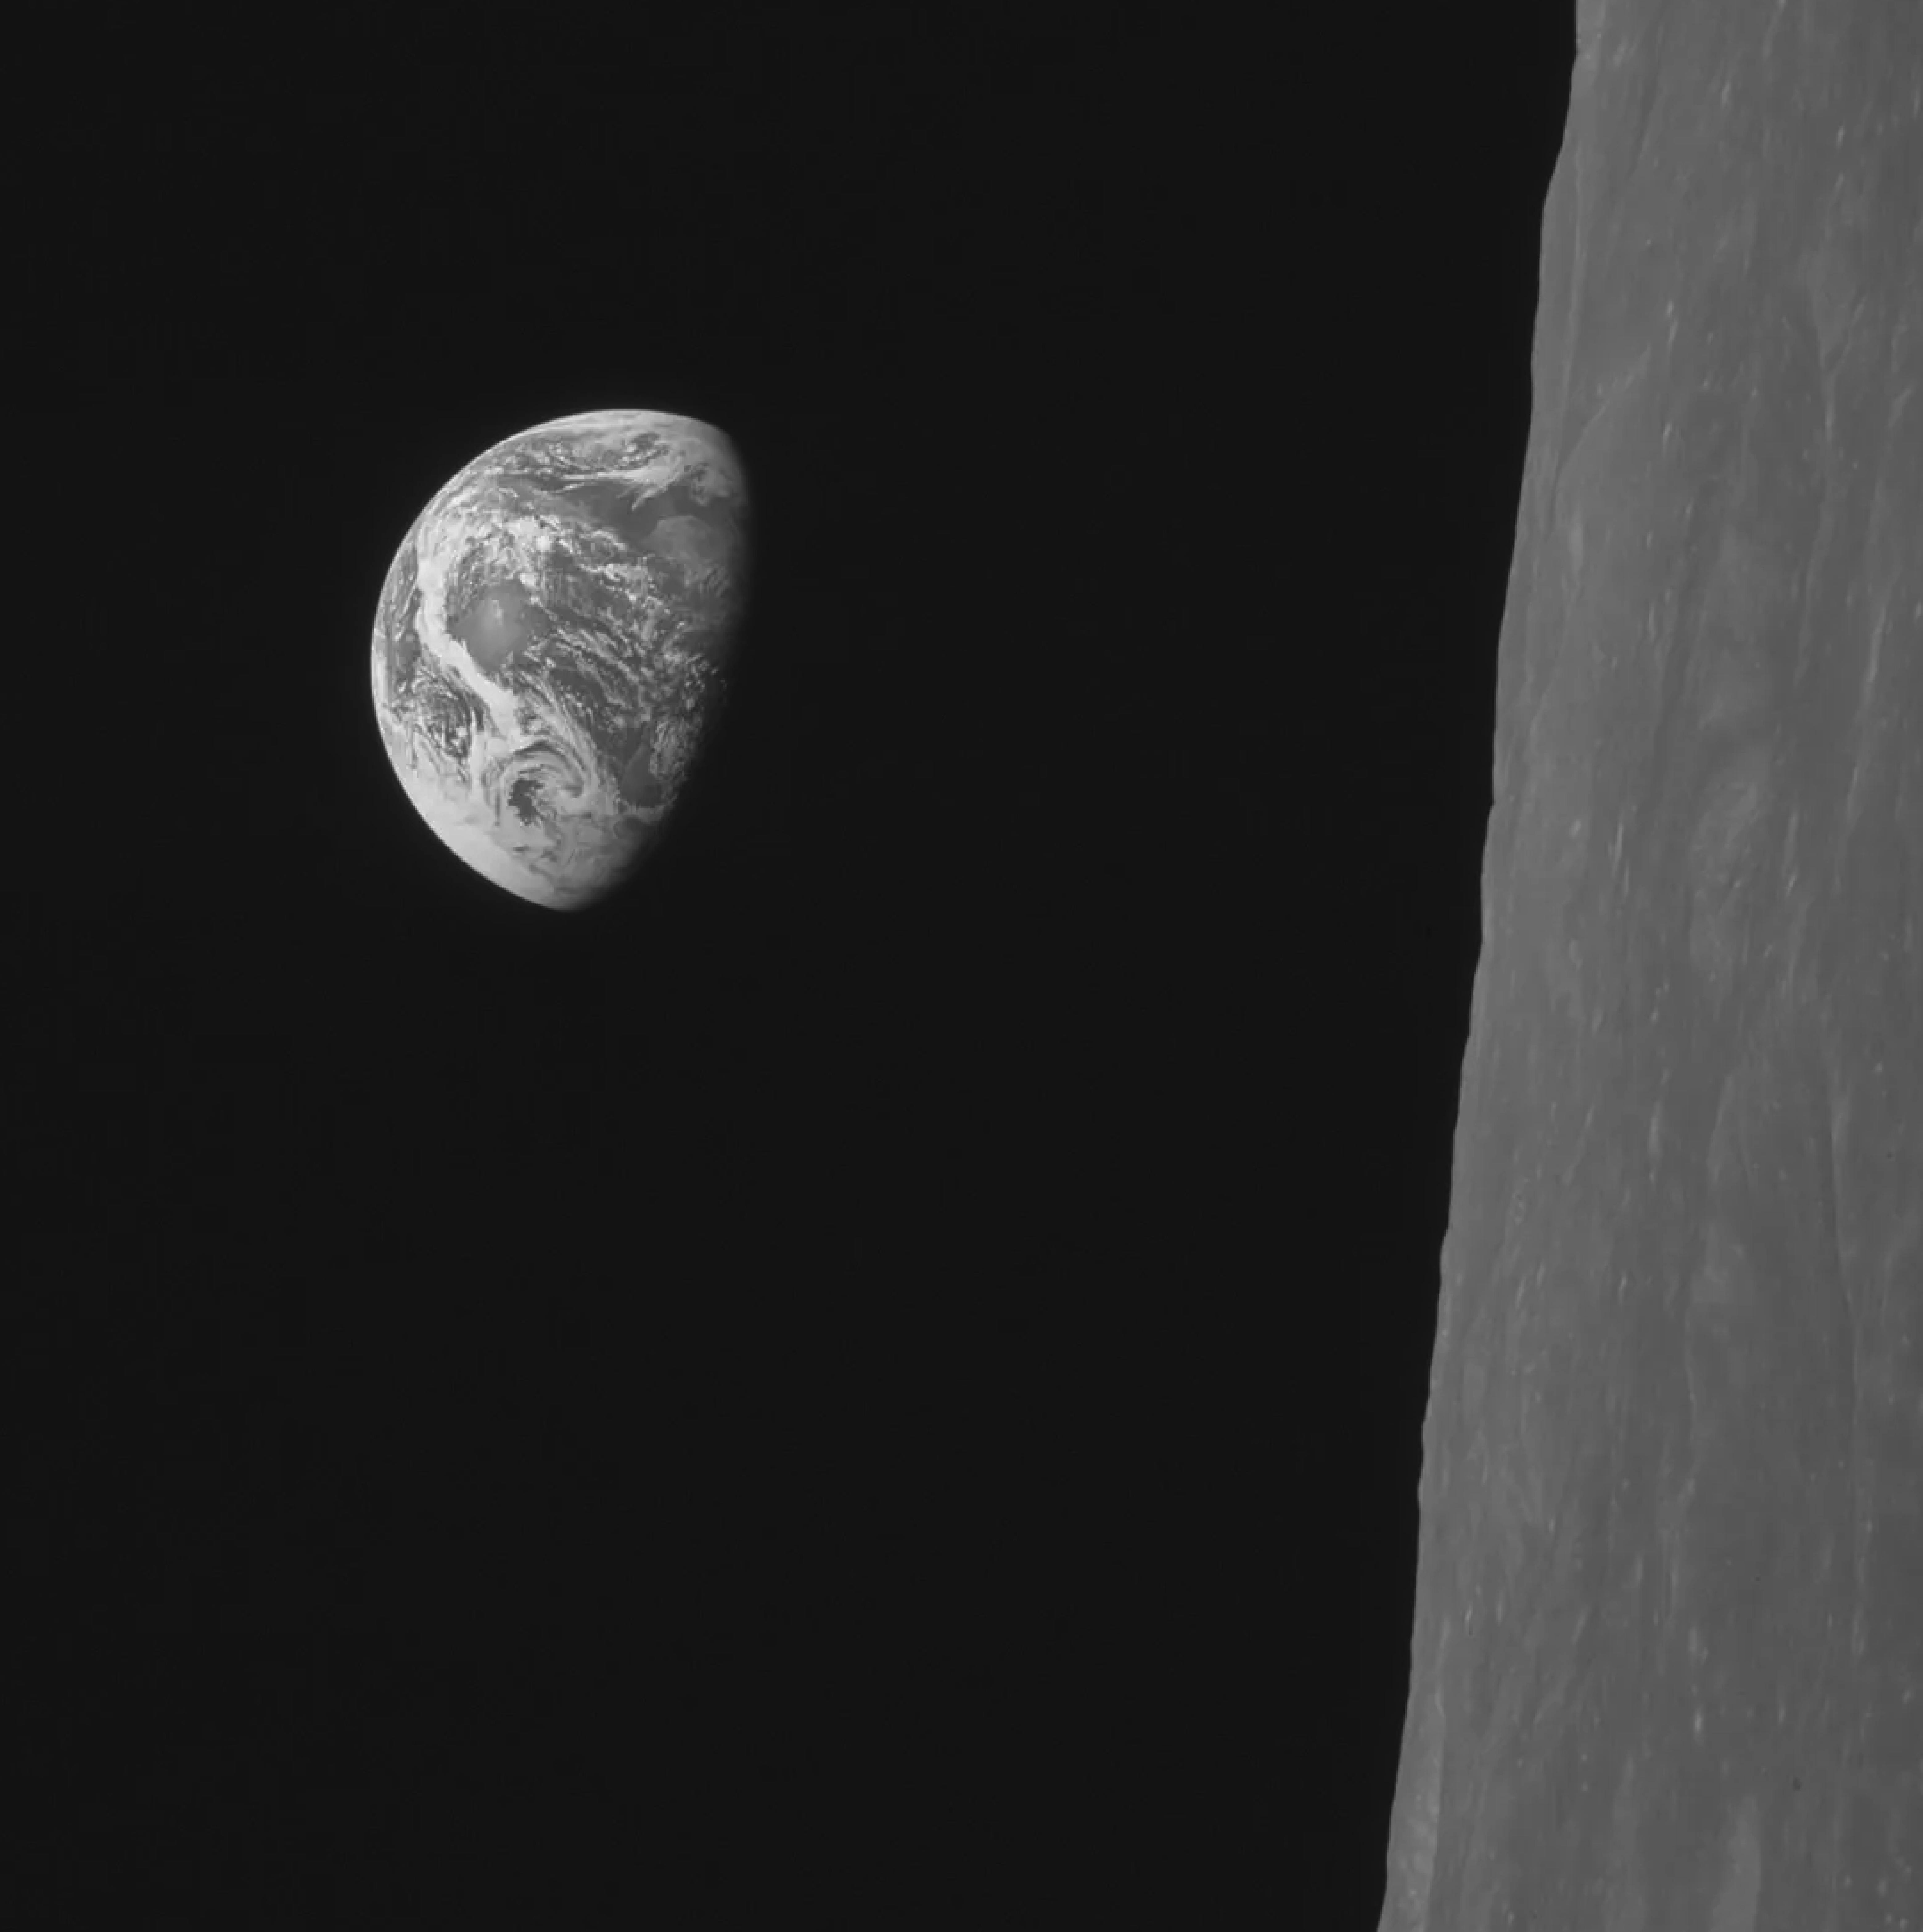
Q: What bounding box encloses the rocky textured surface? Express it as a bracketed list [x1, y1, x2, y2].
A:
[1381, 2, 1920, 1927]
[371, 409, 749, 909]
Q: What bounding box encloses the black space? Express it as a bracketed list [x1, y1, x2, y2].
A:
[22, 10, 1571, 1923]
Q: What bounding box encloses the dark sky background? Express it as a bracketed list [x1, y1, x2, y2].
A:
[25, 10, 1572, 1922]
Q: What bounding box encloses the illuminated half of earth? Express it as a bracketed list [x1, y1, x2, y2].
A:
[370, 408, 751, 909]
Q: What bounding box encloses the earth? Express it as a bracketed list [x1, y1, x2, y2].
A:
[370, 408, 751, 909]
